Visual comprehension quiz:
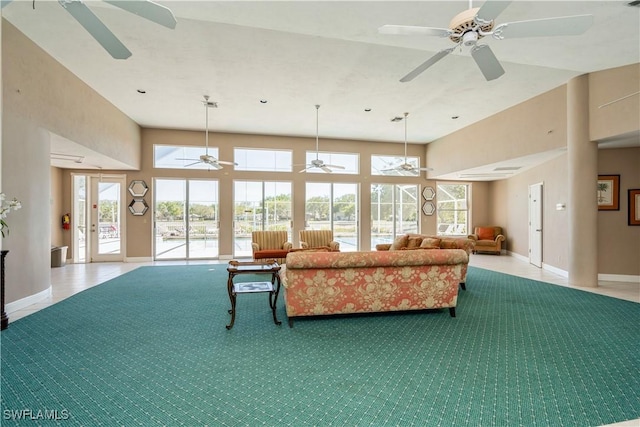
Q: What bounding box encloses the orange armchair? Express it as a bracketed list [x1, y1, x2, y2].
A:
[468, 227, 505, 255]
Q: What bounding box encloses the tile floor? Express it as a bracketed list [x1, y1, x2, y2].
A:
[5, 254, 639, 427]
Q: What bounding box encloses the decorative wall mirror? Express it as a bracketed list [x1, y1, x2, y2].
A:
[422, 201, 435, 216]
[422, 186, 435, 201]
[128, 198, 149, 216]
[128, 180, 148, 197]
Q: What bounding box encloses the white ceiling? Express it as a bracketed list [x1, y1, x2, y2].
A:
[3, 0, 639, 175]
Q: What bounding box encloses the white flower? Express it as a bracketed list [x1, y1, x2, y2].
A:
[0, 193, 22, 238]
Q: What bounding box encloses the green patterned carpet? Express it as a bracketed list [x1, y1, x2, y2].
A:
[1, 265, 639, 426]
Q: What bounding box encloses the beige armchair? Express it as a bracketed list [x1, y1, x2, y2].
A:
[251, 231, 292, 264]
[299, 230, 340, 251]
[468, 227, 505, 255]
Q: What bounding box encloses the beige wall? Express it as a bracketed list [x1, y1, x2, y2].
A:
[50, 167, 64, 247]
[598, 147, 640, 275]
[2, 19, 140, 304]
[426, 86, 568, 177]
[589, 64, 640, 141]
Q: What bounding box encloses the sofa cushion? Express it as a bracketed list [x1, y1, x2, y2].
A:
[406, 236, 423, 249]
[420, 237, 441, 249]
[477, 227, 495, 241]
[389, 234, 410, 250]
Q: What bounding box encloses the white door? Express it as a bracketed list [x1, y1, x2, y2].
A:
[89, 175, 126, 262]
[529, 182, 543, 268]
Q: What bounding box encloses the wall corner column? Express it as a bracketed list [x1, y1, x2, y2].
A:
[567, 75, 598, 287]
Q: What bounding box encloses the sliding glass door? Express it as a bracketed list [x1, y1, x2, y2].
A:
[154, 178, 219, 260]
[233, 181, 292, 259]
[370, 184, 419, 249]
[305, 182, 359, 251]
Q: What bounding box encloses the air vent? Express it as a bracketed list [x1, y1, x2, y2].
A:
[493, 166, 521, 171]
[628, 1, 640, 6]
[390, 116, 404, 122]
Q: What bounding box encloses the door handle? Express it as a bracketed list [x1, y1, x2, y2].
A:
[536, 229, 542, 232]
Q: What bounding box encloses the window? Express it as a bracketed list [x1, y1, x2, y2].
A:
[437, 183, 469, 236]
[371, 184, 419, 249]
[371, 155, 421, 176]
[305, 152, 359, 174]
[234, 148, 292, 172]
[154, 145, 220, 170]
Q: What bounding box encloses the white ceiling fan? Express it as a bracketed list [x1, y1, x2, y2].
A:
[1, 0, 177, 59]
[176, 96, 237, 170]
[299, 105, 345, 173]
[382, 112, 433, 176]
[379, 0, 593, 82]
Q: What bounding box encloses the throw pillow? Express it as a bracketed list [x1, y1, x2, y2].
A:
[477, 227, 495, 241]
[420, 237, 441, 249]
[406, 237, 423, 249]
[389, 234, 410, 251]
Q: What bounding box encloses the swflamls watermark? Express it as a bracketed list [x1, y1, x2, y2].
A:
[3, 409, 70, 421]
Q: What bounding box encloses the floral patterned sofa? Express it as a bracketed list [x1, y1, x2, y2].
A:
[281, 249, 468, 327]
[375, 234, 475, 290]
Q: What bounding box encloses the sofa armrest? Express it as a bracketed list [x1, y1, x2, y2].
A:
[251, 242, 260, 252]
[329, 241, 340, 251]
[283, 242, 293, 251]
[300, 241, 309, 249]
[495, 234, 505, 243]
[375, 243, 391, 251]
[467, 234, 478, 242]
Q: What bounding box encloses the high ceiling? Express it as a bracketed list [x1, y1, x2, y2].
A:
[2, 0, 639, 173]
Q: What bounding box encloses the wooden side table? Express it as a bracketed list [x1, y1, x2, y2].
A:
[226, 259, 282, 330]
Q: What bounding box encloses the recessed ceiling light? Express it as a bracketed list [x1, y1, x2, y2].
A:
[260, 99, 268, 104]
[137, 89, 146, 94]
[364, 108, 372, 112]
[451, 115, 459, 119]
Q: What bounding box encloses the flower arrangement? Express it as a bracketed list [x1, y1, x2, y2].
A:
[0, 193, 22, 238]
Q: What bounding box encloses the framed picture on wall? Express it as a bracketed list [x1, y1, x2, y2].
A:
[628, 189, 640, 226]
[597, 175, 620, 210]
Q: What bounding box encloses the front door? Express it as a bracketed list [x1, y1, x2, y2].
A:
[89, 175, 126, 262]
[528, 182, 543, 268]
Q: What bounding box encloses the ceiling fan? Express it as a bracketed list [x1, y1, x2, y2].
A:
[176, 96, 237, 170]
[379, 0, 593, 82]
[1, 0, 177, 59]
[381, 112, 433, 175]
[299, 105, 345, 173]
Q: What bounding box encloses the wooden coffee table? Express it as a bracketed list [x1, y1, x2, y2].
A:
[225, 259, 282, 330]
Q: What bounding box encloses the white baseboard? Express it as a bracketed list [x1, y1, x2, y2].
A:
[542, 263, 569, 278]
[598, 274, 640, 283]
[6, 287, 52, 314]
[508, 251, 529, 263]
[218, 255, 234, 260]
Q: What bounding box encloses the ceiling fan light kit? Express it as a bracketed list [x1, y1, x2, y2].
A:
[379, 0, 593, 82]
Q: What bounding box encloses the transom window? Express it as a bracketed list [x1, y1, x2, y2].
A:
[234, 148, 292, 172]
[304, 151, 359, 174]
[154, 145, 220, 170]
[371, 155, 421, 176]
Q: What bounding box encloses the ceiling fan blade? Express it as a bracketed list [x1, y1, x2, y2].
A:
[378, 25, 452, 38]
[299, 166, 312, 173]
[216, 160, 238, 166]
[400, 47, 455, 82]
[59, 0, 132, 59]
[320, 166, 333, 173]
[492, 15, 593, 39]
[471, 44, 505, 81]
[324, 164, 346, 170]
[183, 161, 202, 167]
[175, 158, 199, 161]
[475, 0, 512, 24]
[103, 1, 177, 29]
